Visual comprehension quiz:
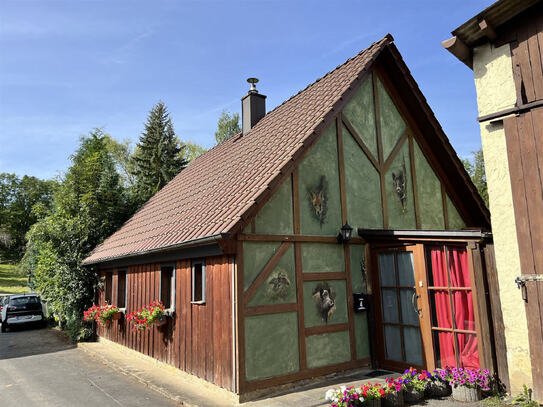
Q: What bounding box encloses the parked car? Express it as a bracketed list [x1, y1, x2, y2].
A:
[1, 294, 45, 332]
[0, 295, 10, 313]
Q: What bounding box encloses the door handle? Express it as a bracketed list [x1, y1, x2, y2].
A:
[411, 292, 422, 318]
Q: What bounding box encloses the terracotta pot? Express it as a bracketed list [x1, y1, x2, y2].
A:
[112, 311, 122, 321]
[403, 388, 424, 404]
[425, 381, 451, 398]
[452, 385, 482, 402]
[383, 391, 404, 407]
[364, 398, 382, 407]
[155, 316, 167, 327]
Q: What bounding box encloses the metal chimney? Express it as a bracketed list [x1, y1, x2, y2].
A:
[242, 78, 266, 135]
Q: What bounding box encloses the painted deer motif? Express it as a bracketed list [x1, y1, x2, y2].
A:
[391, 157, 408, 213]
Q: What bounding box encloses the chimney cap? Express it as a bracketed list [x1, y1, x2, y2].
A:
[247, 77, 259, 92]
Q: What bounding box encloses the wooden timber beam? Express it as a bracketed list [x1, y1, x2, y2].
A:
[479, 19, 497, 42]
[442, 36, 473, 69]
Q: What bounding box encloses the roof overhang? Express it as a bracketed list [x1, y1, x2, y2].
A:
[82, 233, 229, 269]
[442, 0, 540, 68]
[358, 228, 492, 241]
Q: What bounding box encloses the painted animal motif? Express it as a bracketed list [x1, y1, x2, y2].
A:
[391, 158, 408, 213]
[267, 270, 290, 300]
[312, 283, 336, 323]
[309, 176, 327, 225]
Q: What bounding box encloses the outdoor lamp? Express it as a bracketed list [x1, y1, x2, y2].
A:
[337, 222, 353, 244]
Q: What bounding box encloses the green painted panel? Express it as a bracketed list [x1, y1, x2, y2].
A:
[254, 178, 294, 235]
[303, 280, 348, 328]
[248, 245, 296, 306]
[343, 75, 378, 159]
[243, 242, 281, 291]
[245, 312, 300, 381]
[413, 140, 445, 230]
[306, 331, 351, 369]
[446, 194, 466, 229]
[354, 313, 370, 359]
[343, 125, 383, 229]
[386, 141, 416, 229]
[350, 244, 366, 293]
[298, 122, 342, 235]
[301, 243, 344, 273]
[378, 78, 406, 161]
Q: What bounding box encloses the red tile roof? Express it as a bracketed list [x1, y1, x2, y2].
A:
[83, 35, 393, 265]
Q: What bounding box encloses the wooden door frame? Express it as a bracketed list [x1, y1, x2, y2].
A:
[368, 240, 494, 373]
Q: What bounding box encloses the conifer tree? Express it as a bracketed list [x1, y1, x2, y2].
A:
[131, 102, 187, 205]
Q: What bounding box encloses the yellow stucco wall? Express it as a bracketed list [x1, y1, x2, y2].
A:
[473, 43, 533, 394]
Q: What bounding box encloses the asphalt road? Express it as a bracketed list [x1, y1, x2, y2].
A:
[0, 325, 177, 407]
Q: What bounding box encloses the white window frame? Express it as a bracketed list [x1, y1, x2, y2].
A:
[116, 269, 128, 312]
[191, 259, 206, 304]
[159, 264, 176, 313]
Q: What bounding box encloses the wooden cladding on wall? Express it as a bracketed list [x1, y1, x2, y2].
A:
[504, 108, 543, 401]
[97, 254, 234, 392]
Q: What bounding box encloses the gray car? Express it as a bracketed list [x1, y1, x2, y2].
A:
[1, 294, 45, 332]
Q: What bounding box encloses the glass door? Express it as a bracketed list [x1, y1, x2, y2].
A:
[375, 247, 424, 370]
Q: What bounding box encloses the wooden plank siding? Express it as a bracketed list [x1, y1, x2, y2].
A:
[97, 254, 234, 392]
[504, 109, 543, 401]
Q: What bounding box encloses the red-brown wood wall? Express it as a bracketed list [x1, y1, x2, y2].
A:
[97, 254, 234, 391]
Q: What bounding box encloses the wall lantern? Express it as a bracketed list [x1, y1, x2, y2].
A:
[337, 222, 353, 244]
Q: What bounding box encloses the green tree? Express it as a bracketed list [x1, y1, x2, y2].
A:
[214, 109, 240, 144]
[0, 173, 57, 262]
[462, 148, 488, 207]
[131, 102, 187, 205]
[22, 129, 129, 333]
[183, 140, 208, 163]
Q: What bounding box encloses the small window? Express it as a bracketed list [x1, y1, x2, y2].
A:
[192, 260, 206, 304]
[160, 265, 175, 310]
[117, 270, 127, 309]
[104, 272, 113, 304]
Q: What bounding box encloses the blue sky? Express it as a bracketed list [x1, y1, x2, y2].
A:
[0, 0, 490, 180]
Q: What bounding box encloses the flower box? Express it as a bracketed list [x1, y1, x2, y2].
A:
[364, 398, 382, 407]
[156, 316, 167, 327]
[425, 380, 451, 398]
[112, 311, 122, 321]
[383, 390, 404, 407]
[403, 388, 424, 404]
[452, 385, 482, 402]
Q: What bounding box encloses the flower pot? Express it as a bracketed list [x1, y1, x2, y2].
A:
[364, 398, 382, 407]
[156, 316, 167, 327]
[383, 391, 404, 407]
[403, 388, 424, 404]
[425, 381, 451, 398]
[112, 311, 122, 321]
[452, 385, 482, 402]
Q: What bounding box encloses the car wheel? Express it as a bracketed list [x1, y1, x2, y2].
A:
[1, 322, 7, 333]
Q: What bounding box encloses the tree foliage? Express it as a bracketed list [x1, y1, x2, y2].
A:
[0, 173, 57, 261]
[462, 148, 488, 207]
[183, 140, 208, 163]
[131, 102, 188, 206]
[21, 129, 129, 324]
[214, 109, 240, 144]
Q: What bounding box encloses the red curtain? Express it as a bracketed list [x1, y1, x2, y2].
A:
[429, 247, 479, 369]
[448, 248, 479, 369]
[429, 248, 455, 367]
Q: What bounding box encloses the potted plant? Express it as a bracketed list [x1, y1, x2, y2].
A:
[361, 383, 385, 407]
[445, 367, 490, 402]
[126, 300, 166, 330]
[425, 368, 452, 398]
[384, 377, 404, 407]
[400, 368, 429, 404]
[98, 303, 120, 328]
[83, 304, 101, 322]
[325, 385, 364, 407]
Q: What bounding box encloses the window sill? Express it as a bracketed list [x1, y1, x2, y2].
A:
[119, 308, 127, 314]
[164, 309, 174, 317]
[191, 301, 206, 305]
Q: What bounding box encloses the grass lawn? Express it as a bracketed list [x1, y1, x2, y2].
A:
[0, 264, 29, 294]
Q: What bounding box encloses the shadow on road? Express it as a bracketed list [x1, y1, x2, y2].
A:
[0, 326, 76, 360]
